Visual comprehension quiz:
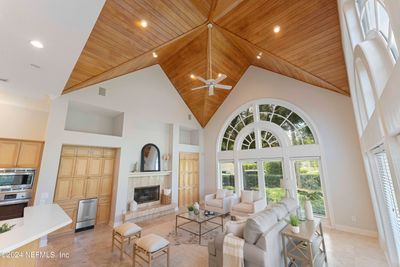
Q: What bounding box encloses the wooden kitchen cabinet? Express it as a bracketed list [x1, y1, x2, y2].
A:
[54, 178, 73, 202]
[96, 197, 111, 224]
[88, 157, 102, 176]
[17, 142, 43, 167]
[53, 145, 116, 234]
[85, 177, 100, 198]
[71, 177, 87, 200]
[0, 140, 20, 167]
[99, 176, 113, 197]
[102, 158, 114, 176]
[73, 157, 88, 177]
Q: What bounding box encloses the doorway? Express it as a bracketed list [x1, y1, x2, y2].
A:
[178, 152, 199, 208]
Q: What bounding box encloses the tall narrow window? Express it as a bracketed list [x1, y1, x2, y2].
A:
[241, 161, 259, 191]
[263, 160, 285, 203]
[375, 150, 400, 251]
[294, 160, 326, 216]
[220, 162, 235, 191]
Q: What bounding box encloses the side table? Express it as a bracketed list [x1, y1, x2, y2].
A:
[281, 219, 327, 267]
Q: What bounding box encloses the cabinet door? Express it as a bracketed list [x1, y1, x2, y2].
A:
[0, 140, 20, 167]
[17, 142, 43, 167]
[74, 157, 88, 177]
[96, 198, 110, 224]
[70, 177, 87, 200]
[54, 178, 73, 201]
[88, 158, 102, 176]
[58, 157, 75, 178]
[103, 148, 116, 158]
[85, 177, 100, 198]
[99, 176, 113, 197]
[76, 147, 90, 157]
[91, 148, 103, 158]
[61, 146, 76, 157]
[102, 158, 114, 176]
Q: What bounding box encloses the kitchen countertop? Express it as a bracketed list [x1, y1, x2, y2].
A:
[0, 204, 71, 254]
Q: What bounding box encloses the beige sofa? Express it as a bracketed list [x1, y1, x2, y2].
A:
[230, 190, 267, 217]
[208, 198, 298, 267]
[205, 189, 235, 214]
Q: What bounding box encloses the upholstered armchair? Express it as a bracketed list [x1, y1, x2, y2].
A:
[230, 190, 267, 217]
[205, 189, 235, 214]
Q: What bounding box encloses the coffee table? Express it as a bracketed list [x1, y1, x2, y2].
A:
[175, 211, 224, 244]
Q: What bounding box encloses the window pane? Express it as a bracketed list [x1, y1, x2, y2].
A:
[294, 160, 326, 216]
[241, 132, 256, 150]
[263, 160, 285, 203]
[377, 2, 389, 40]
[242, 162, 259, 191]
[220, 162, 235, 192]
[261, 130, 280, 148]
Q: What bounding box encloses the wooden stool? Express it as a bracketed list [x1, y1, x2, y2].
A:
[133, 234, 170, 267]
[112, 222, 142, 260]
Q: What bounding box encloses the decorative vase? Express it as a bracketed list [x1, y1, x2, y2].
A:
[305, 200, 314, 220]
[193, 202, 200, 211]
[189, 210, 194, 216]
[291, 225, 300, 234]
[129, 200, 138, 212]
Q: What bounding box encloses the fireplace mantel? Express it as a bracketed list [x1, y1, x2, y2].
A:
[128, 170, 172, 178]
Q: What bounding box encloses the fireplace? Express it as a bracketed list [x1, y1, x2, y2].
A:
[134, 185, 160, 204]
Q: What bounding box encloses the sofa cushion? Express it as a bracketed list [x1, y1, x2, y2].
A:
[280, 197, 298, 212]
[207, 198, 223, 208]
[241, 190, 253, 203]
[224, 219, 247, 238]
[232, 202, 253, 213]
[244, 210, 278, 244]
[216, 189, 226, 199]
[267, 203, 288, 220]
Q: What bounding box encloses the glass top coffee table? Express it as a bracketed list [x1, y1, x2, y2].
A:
[175, 211, 224, 244]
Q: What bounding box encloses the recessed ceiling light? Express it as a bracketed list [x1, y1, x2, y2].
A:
[152, 52, 158, 58]
[30, 63, 41, 69]
[190, 74, 196, 79]
[273, 25, 281, 33]
[218, 73, 222, 77]
[30, 40, 44, 48]
[140, 20, 148, 28]
[0, 78, 8, 82]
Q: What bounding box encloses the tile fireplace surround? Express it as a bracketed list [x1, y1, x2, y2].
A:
[124, 171, 175, 223]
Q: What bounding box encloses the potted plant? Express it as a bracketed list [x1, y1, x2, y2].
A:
[0, 223, 15, 234]
[188, 204, 195, 216]
[287, 215, 300, 234]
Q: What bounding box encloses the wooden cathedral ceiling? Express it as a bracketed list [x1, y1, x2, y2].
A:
[63, 0, 349, 127]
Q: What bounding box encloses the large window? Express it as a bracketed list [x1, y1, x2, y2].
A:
[241, 161, 259, 191]
[217, 100, 327, 217]
[355, 0, 399, 60]
[220, 162, 235, 191]
[294, 160, 326, 216]
[263, 160, 285, 203]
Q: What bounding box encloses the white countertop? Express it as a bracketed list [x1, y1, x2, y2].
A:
[0, 204, 72, 254]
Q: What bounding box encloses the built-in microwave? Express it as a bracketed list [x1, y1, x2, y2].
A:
[0, 168, 35, 191]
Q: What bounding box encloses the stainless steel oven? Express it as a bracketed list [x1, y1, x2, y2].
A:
[0, 168, 35, 204]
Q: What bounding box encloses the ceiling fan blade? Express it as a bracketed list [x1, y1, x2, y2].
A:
[215, 84, 232, 90]
[195, 76, 208, 84]
[214, 74, 227, 83]
[192, 85, 209, 91]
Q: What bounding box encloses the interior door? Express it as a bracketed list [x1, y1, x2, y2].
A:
[178, 152, 199, 208]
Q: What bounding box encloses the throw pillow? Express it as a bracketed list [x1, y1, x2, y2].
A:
[224, 220, 247, 238]
[216, 189, 226, 199]
[241, 190, 253, 204]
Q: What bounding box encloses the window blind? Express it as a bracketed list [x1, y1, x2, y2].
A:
[375, 151, 400, 244]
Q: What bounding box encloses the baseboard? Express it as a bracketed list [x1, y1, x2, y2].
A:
[334, 224, 378, 237]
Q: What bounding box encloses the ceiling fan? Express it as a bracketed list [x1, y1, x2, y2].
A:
[191, 24, 232, 96]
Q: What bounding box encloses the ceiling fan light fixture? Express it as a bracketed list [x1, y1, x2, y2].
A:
[190, 74, 196, 79]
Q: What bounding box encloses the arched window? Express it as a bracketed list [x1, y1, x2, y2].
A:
[217, 99, 327, 217]
[355, 0, 399, 60]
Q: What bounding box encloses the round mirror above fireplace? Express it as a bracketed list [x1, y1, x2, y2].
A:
[140, 143, 161, 172]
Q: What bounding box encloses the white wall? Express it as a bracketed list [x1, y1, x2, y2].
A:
[0, 101, 48, 141]
[35, 65, 202, 225]
[204, 66, 377, 234]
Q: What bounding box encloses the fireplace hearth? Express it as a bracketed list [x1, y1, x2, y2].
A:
[134, 185, 160, 204]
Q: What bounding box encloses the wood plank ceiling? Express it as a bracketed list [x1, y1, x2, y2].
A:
[63, 0, 349, 127]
